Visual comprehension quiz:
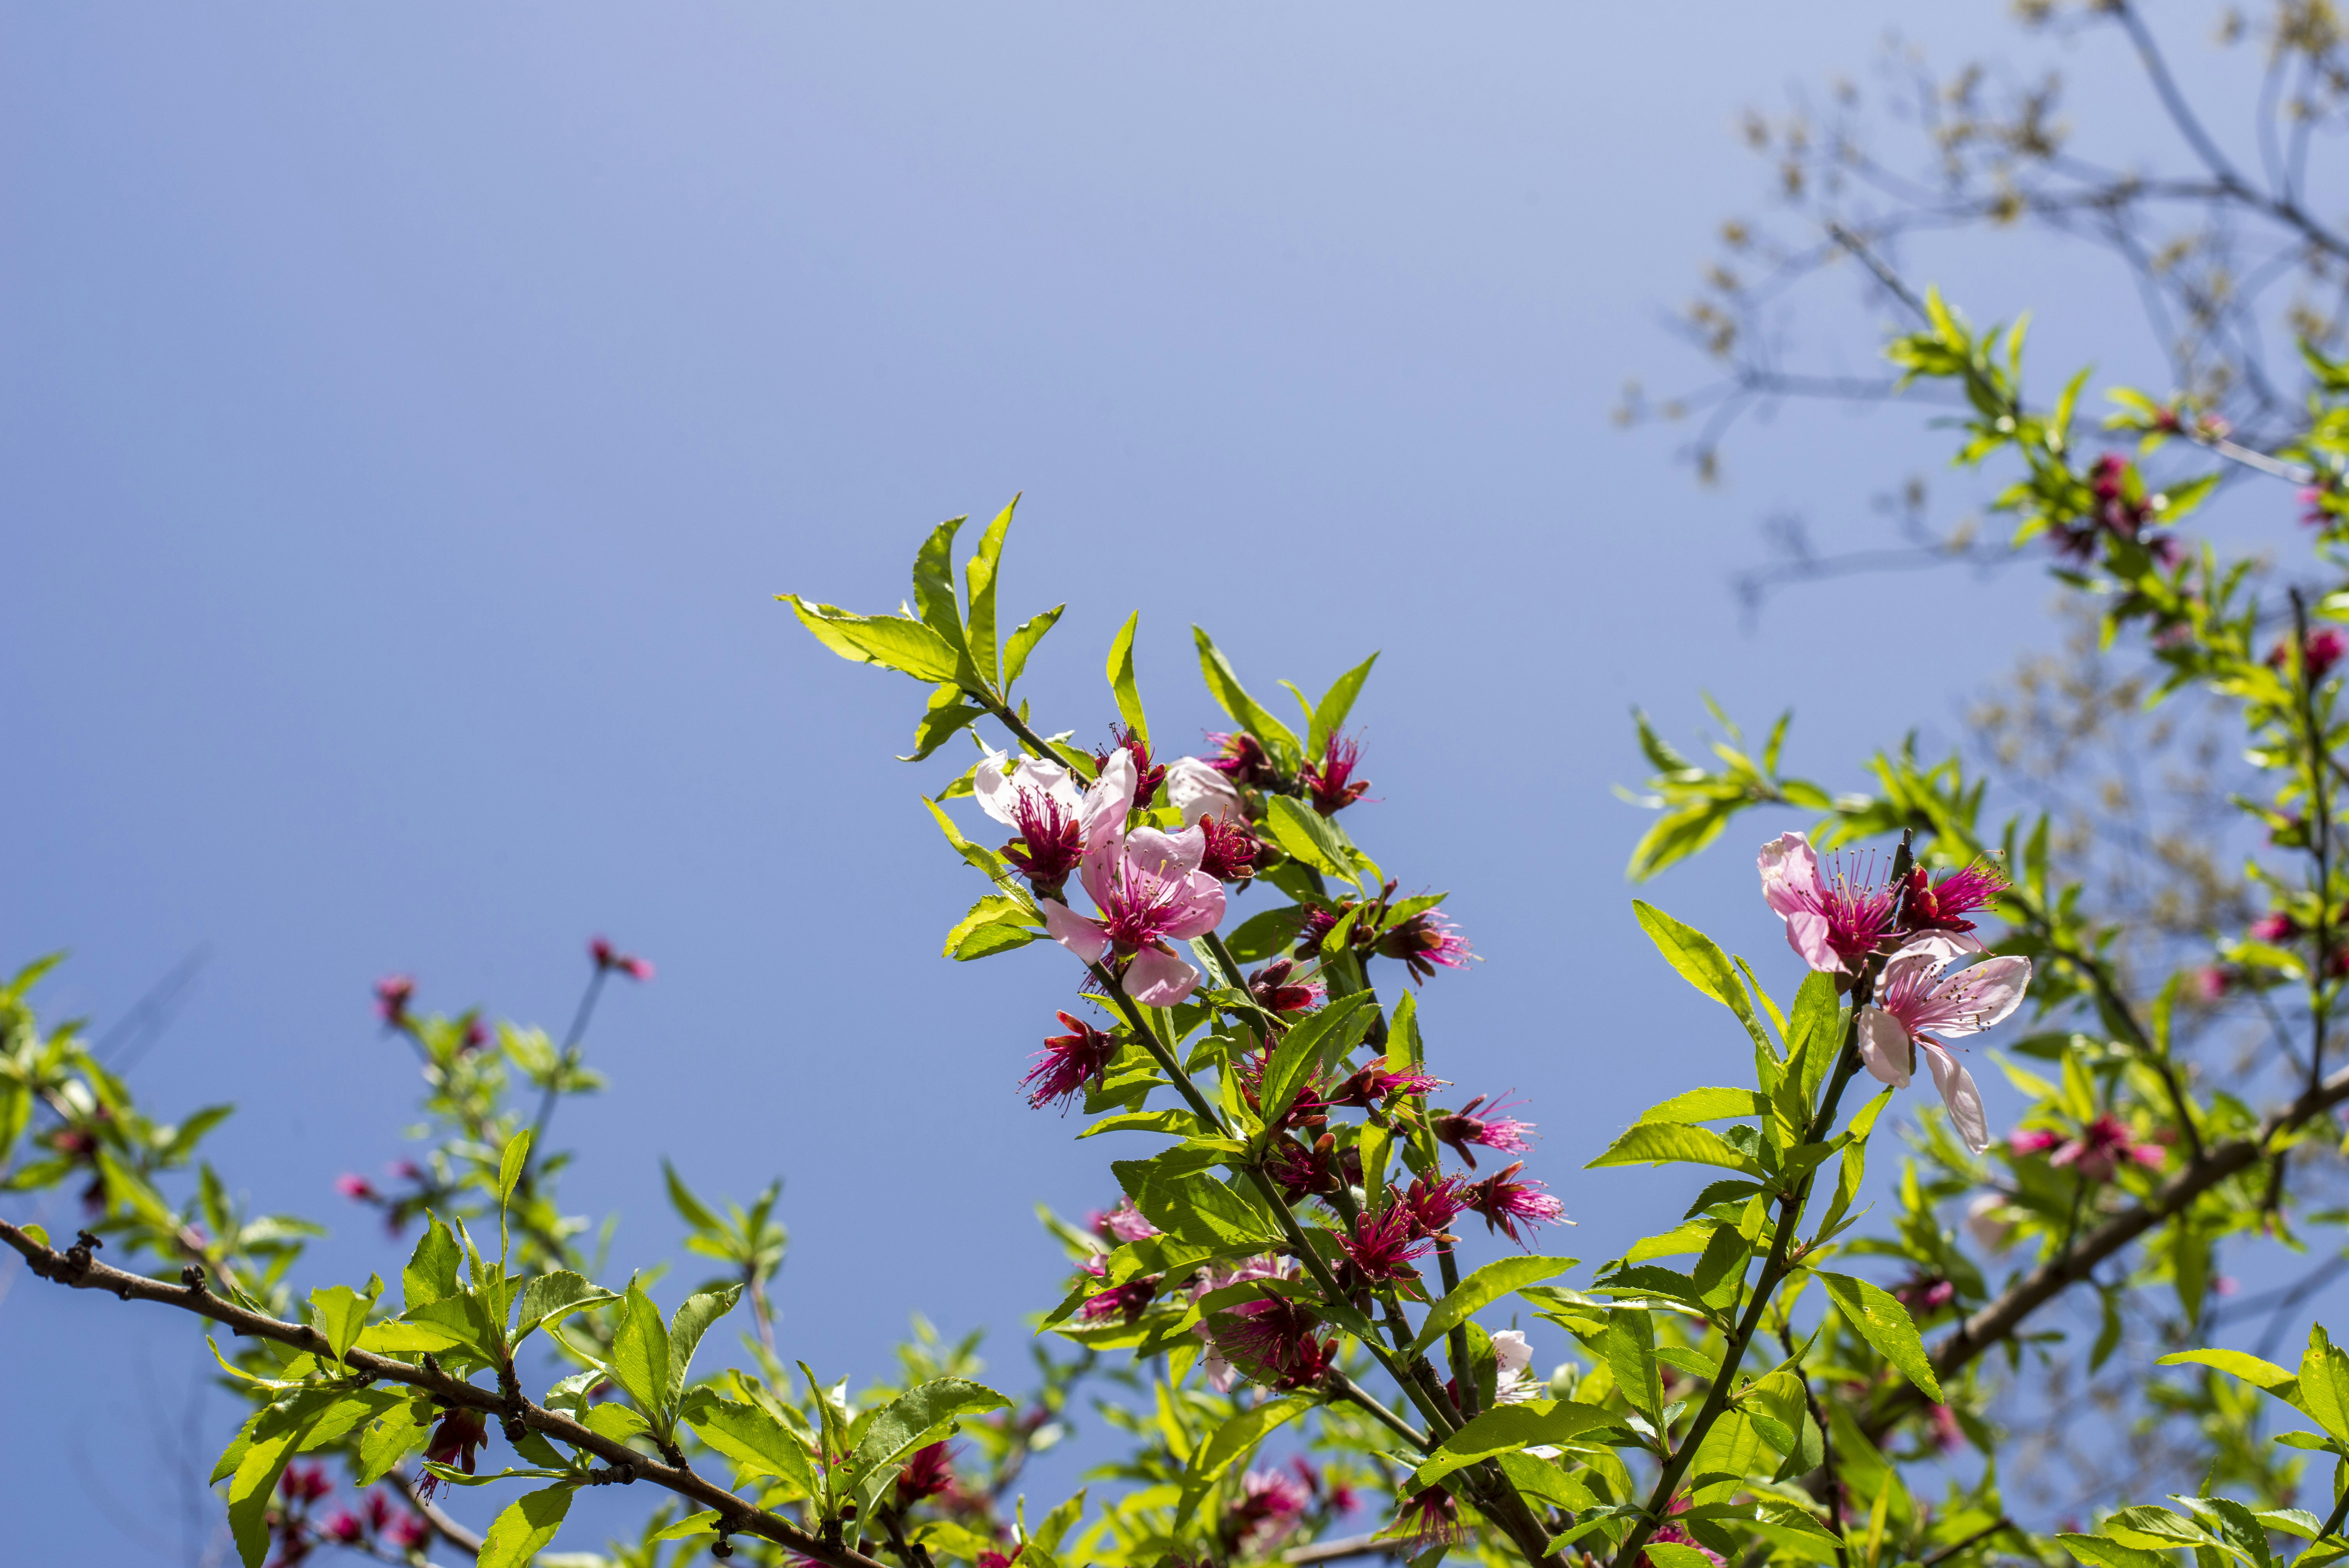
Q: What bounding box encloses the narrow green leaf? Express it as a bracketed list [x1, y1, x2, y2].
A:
[667, 1285, 743, 1403]
[1191, 626, 1301, 766]
[779, 597, 964, 685]
[610, 1279, 672, 1420]
[1639, 1087, 1769, 1125]
[1309, 652, 1379, 756]
[1106, 611, 1149, 749]
[963, 497, 1016, 690]
[2156, 1348, 2299, 1390]
[1632, 901, 1771, 1056]
[1264, 794, 1353, 879]
[1411, 1256, 1580, 1352]
[1002, 604, 1065, 688]
[679, 1390, 822, 1496]
[1587, 1122, 1764, 1176]
[1260, 993, 1376, 1126]
[1818, 1272, 1942, 1402]
[498, 1129, 532, 1207]
[477, 1483, 575, 1568]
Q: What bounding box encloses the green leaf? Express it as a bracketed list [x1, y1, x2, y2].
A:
[663, 1160, 722, 1232]
[516, 1271, 618, 1341]
[1819, 1272, 1942, 1402]
[1259, 992, 1376, 1126]
[2157, 1349, 2299, 1389]
[610, 1279, 673, 1420]
[308, 1279, 380, 1367]
[355, 1398, 434, 1486]
[1639, 1087, 1769, 1124]
[403, 1217, 463, 1313]
[1413, 1400, 1620, 1486]
[904, 682, 985, 763]
[1191, 626, 1301, 766]
[780, 597, 964, 685]
[909, 515, 970, 654]
[2302, 1325, 2349, 1444]
[478, 1483, 575, 1568]
[1649, 1545, 1722, 1568]
[2058, 1533, 2177, 1568]
[498, 1128, 533, 1207]
[228, 1392, 337, 1566]
[842, 1378, 1012, 1494]
[1601, 1308, 1665, 1418]
[1587, 1122, 1765, 1176]
[1411, 1256, 1580, 1353]
[1223, 903, 1308, 964]
[1309, 653, 1379, 755]
[1632, 902, 1770, 1056]
[963, 498, 1016, 690]
[1176, 1394, 1317, 1526]
[943, 895, 1043, 961]
[1106, 611, 1149, 749]
[667, 1285, 743, 1403]
[1002, 604, 1064, 688]
[1264, 794, 1353, 879]
[679, 1391, 822, 1495]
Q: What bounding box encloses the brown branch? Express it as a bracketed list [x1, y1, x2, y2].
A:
[1284, 1532, 1404, 1565]
[389, 1467, 485, 1557]
[1863, 1056, 2349, 1438]
[0, 1219, 888, 1568]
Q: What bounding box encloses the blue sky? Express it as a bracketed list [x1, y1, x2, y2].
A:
[0, 4, 2297, 1557]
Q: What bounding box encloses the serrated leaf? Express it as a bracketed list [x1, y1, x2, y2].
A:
[667, 1284, 742, 1403]
[1264, 794, 1354, 879]
[841, 1378, 1012, 1494]
[1106, 611, 1149, 749]
[781, 597, 964, 684]
[478, 1483, 575, 1568]
[1632, 901, 1770, 1056]
[403, 1217, 463, 1313]
[1411, 1256, 1580, 1352]
[610, 1279, 672, 1420]
[1176, 1394, 1316, 1527]
[1587, 1122, 1764, 1176]
[1640, 1087, 1770, 1124]
[1260, 992, 1376, 1126]
[1412, 1400, 1620, 1485]
[1191, 626, 1301, 766]
[517, 1271, 618, 1340]
[1819, 1272, 1941, 1402]
[680, 1390, 822, 1495]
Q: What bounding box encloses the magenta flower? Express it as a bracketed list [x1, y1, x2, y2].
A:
[1397, 1172, 1471, 1240]
[323, 1510, 366, 1545]
[1892, 1273, 1956, 1315]
[1094, 726, 1167, 805]
[1206, 730, 1280, 788]
[335, 1173, 380, 1202]
[1324, 1060, 1444, 1110]
[1856, 935, 2032, 1155]
[1205, 1294, 1336, 1390]
[2250, 911, 2301, 943]
[1078, 1278, 1157, 1324]
[1337, 1203, 1432, 1284]
[1197, 815, 1264, 884]
[1247, 960, 1326, 1015]
[1465, 1163, 1567, 1247]
[590, 937, 655, 982]
[1376, 908, 1474, 983]
[1300, 731, 1371, 816]
[1021, 1011, 1119, 1111]
[2270, 627, 2348, 682]
[373, 973, 415, 1025]
[1190, 1256, 1299, 1390]
[895, 1441, 957, 1504]
[1166, 755, 1247, 825]
[2050, 1115, 2166, 1182]
[1433, 1093, 1535, 1169]
[1390, 1486, 1462, 1552]
[1897, 861, 2007, 946]
[976, 746, 1131, 895]
[1041, 756, 1227, 1005]
[1759, 832, 1896, 975]
[1091, 1197, 1160, 1244]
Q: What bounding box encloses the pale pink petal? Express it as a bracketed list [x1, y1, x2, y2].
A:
[1127, 825, 1207, 880]
[972, 747, 1023, 827]
[1202, 1349, 1238, 1393]
[1857, 1005, 1914, 1087]
[1784, 908, 1839, 973]
[1917, 956, 2033, 1039]
[1041, 899, 1111, 965]
[1080, 749, 1139, 855]
[1015, 757, 1084, 814]
[1889, 932, 1975, 969]
[1123, 944, 1201, 1006]
[1166, 757, 1246, 826]
[1918, 1039, 1992, 1154]
[1158, 870, 1228, 942]
[1490, 1329, 1533, 1378]
[1758, 832, 1824, 918]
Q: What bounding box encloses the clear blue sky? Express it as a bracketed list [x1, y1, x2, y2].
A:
[0, 4, 2277, 1557]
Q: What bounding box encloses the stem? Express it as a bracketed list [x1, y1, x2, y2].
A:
[2293, 587, 2335, 1104]
[1328, 1372, 1433, 1451]
[1777, 1329, 1848, 1568]
[519, 962, 610, 1204]
[1919, 1518, 2016, 1568]
[0, 1219, 888, 1568]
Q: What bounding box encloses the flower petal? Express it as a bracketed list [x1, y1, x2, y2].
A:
[1758, 831, 1824, 918]
[1157, 870, 1228, 942]
[1918, 1039, 1992, 1154]
[1123, 944, 1201, 1006]
[1080, 748, 1138, 855]
[1922, 956, 2033, 1039]
[1489, 1329, 1533, 1377]
[971, 747, 1022, 827]
[1127, 824, 1207, 879]
[1857, 1005, 1914, 1087]
[1041, 899, 1111, 965]
[1783, 908, 1840, 973]
[1166, 757, 1246, 826]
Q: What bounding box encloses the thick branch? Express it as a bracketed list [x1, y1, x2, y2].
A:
[1864, 1056, 2349, 1437]
[0, 1221, 888, 1568]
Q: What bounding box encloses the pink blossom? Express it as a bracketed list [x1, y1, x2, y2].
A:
[1856, 934, 2032, 1154]
[1433, 1092, 1535, 1169]
[1041, 753, 1226, 1004]
[373, 973, 415, 1025]
[976, 746, 1130, 894]
[2007, 1127, 2062, 1156]
[1190, 1256, 1297, 1392]
[1490, 1329, 1540, 1405]
[335, 1174, 379, 1202]
[2050, 1115, 2165, 1182]
[1964, 1192, 2014, 1253]
[1091, 1197, 1160, 1244]
[1897, 861, 2007, 942]
[590, 937, 654, 982]
[1300, 731, 1371, 816]
[1376, 908, 1474, 983]
[1165, 756, 1246, 825]
[1465, 1163, 1567, 1247]
[1021, 1012, 1119, 1111]
[1758, 832, 1896, 974]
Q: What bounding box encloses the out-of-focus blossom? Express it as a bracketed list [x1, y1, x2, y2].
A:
[1758, 833, 1895, 975]
[2251, 911, 2301, 943]
[335, 1174, 379, 1202]
[1893, 1274, 1956, 1315]
[2268, 626, 2347, 683]
[895, 1441, 957, 1504]
[1856, 934, 2032, 1155]
[1090, 1197, 1160, 1244]
[1640, 1497, 1725, 1568]
[1078, 1278, 1157, 1324]
[2050, 1115, 2166, 1182]
[589, 937, 654, 982]
[1964, 1192, 2015, 1253]
[374, 974, 415, 1025]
